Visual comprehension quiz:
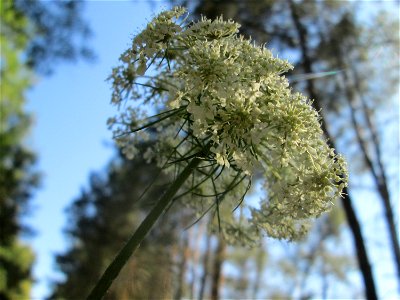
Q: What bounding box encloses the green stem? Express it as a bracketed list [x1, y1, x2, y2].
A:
[87, 157, 202, 300]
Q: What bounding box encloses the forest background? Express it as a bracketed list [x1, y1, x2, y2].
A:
[1, 0, 399, 299]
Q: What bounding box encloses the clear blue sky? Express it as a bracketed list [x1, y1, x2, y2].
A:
[24, 1, 398, 299]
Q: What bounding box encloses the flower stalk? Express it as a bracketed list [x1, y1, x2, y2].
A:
[87, 156, 202, 300]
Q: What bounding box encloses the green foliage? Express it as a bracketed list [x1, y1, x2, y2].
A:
[5, 0, 93, 74]
[0, 241, 35, 300]
[0, 3, 37, 299]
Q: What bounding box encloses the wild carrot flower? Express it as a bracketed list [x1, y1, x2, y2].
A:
[108, 7, 348, 240]
[88, 7, 350, 299]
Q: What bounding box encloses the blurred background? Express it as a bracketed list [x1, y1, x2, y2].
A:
[1, 0, 399, 299]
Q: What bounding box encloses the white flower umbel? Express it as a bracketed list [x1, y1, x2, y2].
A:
[110, 6, 347, 233]
[89, 7, 348, 299]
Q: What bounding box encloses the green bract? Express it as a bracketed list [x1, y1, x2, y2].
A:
[108, 7, 348, 240]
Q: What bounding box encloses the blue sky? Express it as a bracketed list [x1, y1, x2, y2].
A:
[23, 1, 398, 299]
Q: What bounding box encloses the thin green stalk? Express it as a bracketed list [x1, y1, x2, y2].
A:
[87, 156, 202, 300]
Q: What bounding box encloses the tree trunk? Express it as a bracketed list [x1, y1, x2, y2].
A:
[210, 235, 226, 300]
[174, 231, 189, 300]
[287, 1, 377, 299]
[198, 221, 212, 300]
[252, 241, 266, 299]
[189, 222, 205, 299]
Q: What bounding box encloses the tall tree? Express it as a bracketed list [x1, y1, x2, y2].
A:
[210, 235, 226, 300]
[314, 9, 400, 283]
[1, 3, 38, 299]
[286, 1, 376, 297]
[198, 219, 212, 300]
[0, 1, 91, 298]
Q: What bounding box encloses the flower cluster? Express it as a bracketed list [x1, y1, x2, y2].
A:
[108, 7, 348, 240]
